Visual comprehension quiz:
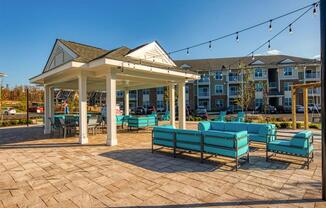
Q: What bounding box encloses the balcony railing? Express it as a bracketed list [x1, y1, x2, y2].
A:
[198, 92, 209, 97]
[229, 91, 239, 96]
[305, 72, 320, 79]
[198, 78, 210, 83]
[229, 76, 240, 82]
[269, 82, 277, 88]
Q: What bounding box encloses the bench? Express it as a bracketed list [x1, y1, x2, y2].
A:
[152, 125, 249, 170]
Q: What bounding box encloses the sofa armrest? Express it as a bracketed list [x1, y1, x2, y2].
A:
[198, 121, 211, 131]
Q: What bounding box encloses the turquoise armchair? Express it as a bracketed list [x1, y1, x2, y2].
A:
[266, 130, 314, 168]
[214, 111, 226, 122]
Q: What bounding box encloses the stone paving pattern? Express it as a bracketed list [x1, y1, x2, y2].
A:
[0, 122, 325, 207]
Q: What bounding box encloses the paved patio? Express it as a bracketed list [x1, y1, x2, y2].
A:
[0, 123, 325, 208]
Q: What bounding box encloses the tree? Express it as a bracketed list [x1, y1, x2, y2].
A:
[234, 66, 255, 111]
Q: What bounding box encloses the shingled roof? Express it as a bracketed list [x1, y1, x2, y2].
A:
[175, 55, 320, 72]
[57, 39, 178, 70]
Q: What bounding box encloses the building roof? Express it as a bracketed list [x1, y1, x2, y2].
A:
[174, 55, 320, 72]
[57, 39, 178, 70]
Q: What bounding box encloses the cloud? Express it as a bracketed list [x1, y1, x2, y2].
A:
[266, 49, 281, 55]
[313, 54, 320, 60]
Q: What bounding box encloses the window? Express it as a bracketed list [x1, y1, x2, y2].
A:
[215, 71, 223, 80]
[284, 82, 292, 91]
[284, 98, 292, 106]
[255, 82, 263, 92]
[156, 87, 164, 95]
[283, 67, 293, 76]
[254, 68, 263, 78]
[116, 91, 124, 97]
[143, 89, 149, 95]
[215, 85, 223, 95]
[229, 86, 238, 96]
[157, 100, 164, 109]
[143, 100, 150, 108]
[255, 98, 263, 107]
[216, 99, 224, 108]
[199, 74, 209, 82]
[185, 85, 189, 94]
[229, 72, 239, 81]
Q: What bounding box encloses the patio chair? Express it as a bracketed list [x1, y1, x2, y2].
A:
[58, 116, 77, 138]
[214, 111, 226, 122]
[88, 116, 99, 135]
[234, 112, 245, 122]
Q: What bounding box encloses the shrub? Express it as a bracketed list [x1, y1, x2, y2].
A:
[309, 123, 320, 129]
[280, 122, 291, 129]
[296, 122, 303, 129]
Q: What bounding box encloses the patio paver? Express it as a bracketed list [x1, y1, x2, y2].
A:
[0, 123, 325, 207]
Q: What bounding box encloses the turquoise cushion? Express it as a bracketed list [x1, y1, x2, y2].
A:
[249, 134, 267, 143]
[177, 143, 201, 151]
[203, 130, 247, 148]
[204, 145, 249, 158]
[210, 122, 225, 131]
[198, 121, 211, 131]
[175, 129, 201, 143]
[268, 140, 313, 157]
[153, 127, 175, 147]
[290, 130, 312, 148]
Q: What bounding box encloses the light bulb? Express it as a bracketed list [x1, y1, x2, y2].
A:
[289, 24, 293, 34]
[269, 20, 272, 31]
[236, 32, 239, 42]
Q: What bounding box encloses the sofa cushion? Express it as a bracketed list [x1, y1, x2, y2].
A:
[247, 124, 262, 134]
[290, 130, 312, 148]
[204, 145, 249, 158]
[210, 122, 225, 131]
[175, 129, 201, 143]
[203, 130, 247, 148]
[198, 121, 211, 131]
[268, 140, 313, 156]
[249, 134, 267, 143]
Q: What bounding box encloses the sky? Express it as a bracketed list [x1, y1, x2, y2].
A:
[0, 0, 321, 87]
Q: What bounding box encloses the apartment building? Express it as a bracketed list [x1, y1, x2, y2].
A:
[76, 55, 320, 113]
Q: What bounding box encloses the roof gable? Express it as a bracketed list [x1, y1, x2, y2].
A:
[250, 60, 265, 65]
[43, 40, 78, 73]
[280, 58, 295, 64]
[126, 41, 176, 67]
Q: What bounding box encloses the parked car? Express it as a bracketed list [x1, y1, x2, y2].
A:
[296, 105, 304, 113]
[3, 107, 16, 115]
[135, 106, 146, 115]
[255, 105, 277, 114]
[146, 106, 156, 114]
[193, 108, 208, 120]
[308, 104, 321, 113]
[28, 103, 44, 113]
[226, 106, 241, 114]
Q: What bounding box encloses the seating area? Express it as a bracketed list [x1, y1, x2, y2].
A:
[152, 121, 314, 170]
[152, 125, 250, 170]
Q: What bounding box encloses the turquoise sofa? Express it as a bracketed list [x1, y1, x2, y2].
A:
[214, 111, 226, 122]
[266, 130, 314, 168]
[128, 115, 157, 130]
[152, 125, 249, 170]
[198, 121, 276, 144]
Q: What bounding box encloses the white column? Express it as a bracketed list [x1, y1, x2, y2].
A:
[178, 82, 186, 129]
[106, 71, 117, 146]
[49, 87, 54, 119]
[169, 84, 175, 127]
[78, 72, 88, 144]
[124, 89, 129, 115]
[44, 85, 51, 134]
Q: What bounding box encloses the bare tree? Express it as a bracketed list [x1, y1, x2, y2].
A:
[234, 66, 255, 111]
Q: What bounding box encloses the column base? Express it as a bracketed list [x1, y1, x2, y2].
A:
[106, 137, 117, 146]
[79, 135, 89, 144]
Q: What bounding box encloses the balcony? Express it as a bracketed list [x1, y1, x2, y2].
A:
[228, 76, 240, 82]
[198, 78, 210, 84]
[198, 92, 209, 97]
[229, 91, 239, 96]
[305, 72, 320, 79]
[269, 82, 277, 88]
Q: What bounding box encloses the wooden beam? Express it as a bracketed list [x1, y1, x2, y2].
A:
[292, 88, 297, 130]
[303, 88, 309, 130]
[292, 82, 321, 89]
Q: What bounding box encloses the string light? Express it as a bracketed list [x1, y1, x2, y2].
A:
[141, 1, 318, 61]
[268, 40, 271, 50]
[289, 24, 293, 34]
[251, 52, 255, 60]
[313, 3, 317, 15]
[269, 20, 272, 31]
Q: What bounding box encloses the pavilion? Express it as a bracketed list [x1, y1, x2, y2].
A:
[30, 39, 200, 145]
